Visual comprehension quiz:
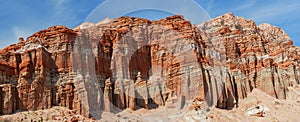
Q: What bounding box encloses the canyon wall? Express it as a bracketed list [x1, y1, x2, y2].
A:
[0, 13, 299, 118]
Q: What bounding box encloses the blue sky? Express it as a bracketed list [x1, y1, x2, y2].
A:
[0, 0, 299, 48]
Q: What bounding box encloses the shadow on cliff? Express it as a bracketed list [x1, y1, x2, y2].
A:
[135, 92, 159, 110]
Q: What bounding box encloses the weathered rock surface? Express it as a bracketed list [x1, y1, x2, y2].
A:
[198, 13, 300, 109]
[0, 13, 299, 120]
[0, 84, 17, 114]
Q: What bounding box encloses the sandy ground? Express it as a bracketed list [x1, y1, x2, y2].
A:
[0, 107, 94, 122]
[207, 86, 300, 122]
[1, 86, 299, 122]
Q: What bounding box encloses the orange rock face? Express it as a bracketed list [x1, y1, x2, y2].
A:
[0, 13, 299, 118]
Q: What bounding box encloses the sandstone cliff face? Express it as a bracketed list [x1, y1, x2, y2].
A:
[0, 13, 299, 118]
[198, 13, 300, 109]
[0, 84, 17, 114]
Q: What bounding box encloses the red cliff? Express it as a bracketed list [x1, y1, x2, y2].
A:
[0, 13, 299, 119]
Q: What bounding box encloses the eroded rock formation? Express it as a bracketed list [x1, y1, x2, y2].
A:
[0, 13, 299, 118]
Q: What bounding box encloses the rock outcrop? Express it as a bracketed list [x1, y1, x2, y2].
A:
[198, 13, 300, 109]
[0, 13, 299, 119]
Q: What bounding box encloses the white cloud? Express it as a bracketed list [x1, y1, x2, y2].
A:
[52, 0, 71, 16]
[233, 1, 256, 11]
[54, 0, 68, 8]
[12, 27, 34, 41]
[242, 2, 300, 23]
[0, 27, 34, 49]
[206, 0, 215, 13]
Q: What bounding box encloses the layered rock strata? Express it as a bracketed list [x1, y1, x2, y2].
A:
[0, 13, 299, 118]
